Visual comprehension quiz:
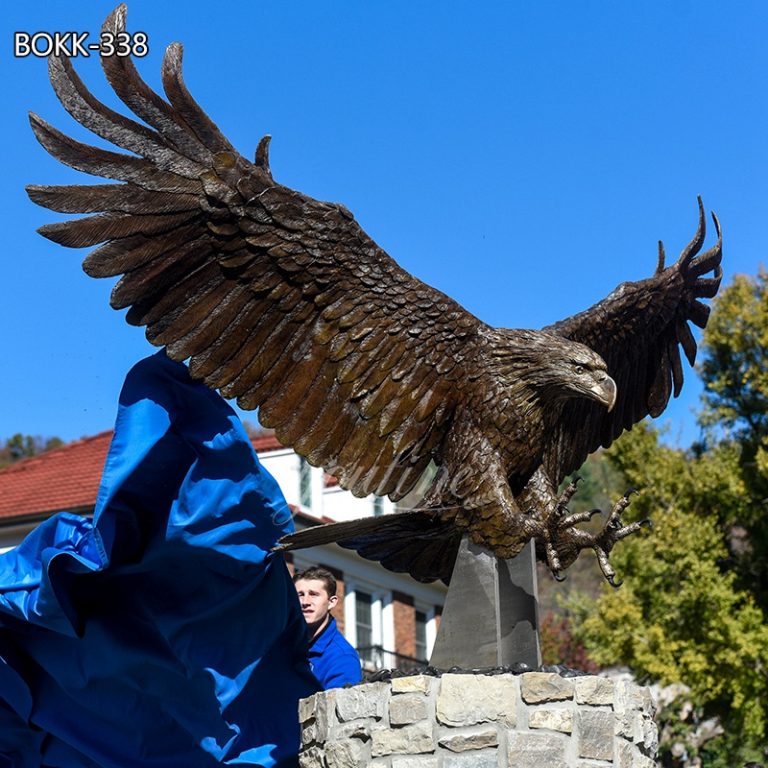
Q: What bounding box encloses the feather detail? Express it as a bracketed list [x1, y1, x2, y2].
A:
[190, 299, 280, 383]
[146, 276, 235, 346]
[675, 317, 697, 366]
[277, 363, 338, 445]
[48, 54, 204, 179]
[668, 338, 684, 397]
[128, 261, 223, 331]
[239, 319, 316, 410]
[113, 237, 213, 311]
[689, 300, 711, 329]
[164, 282, 252, 360]
[275, 510, 460, 583]
[216, 308, 297, 395]
[82, 222, 202, 278]
[262, 346, 327, 431]
[27, 184, 199, 215]
[160, 43, 236, 156]
[99, 6, 211, 164]
[38, 210, 198, 248]
[29, 114, 200, 193]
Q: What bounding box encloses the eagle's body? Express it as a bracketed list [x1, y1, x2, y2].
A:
[29, 5, 722, 585]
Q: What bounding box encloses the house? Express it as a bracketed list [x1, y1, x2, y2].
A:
[0, 431, 446, 671]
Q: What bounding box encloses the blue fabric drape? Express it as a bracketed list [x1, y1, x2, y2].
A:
[0, 352, 319, 767]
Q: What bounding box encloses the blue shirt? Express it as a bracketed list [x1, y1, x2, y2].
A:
[308, 617, 362, 689]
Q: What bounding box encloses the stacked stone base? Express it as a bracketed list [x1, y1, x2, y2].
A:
[298, 672, 658, 768]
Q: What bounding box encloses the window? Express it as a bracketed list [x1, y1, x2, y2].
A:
[355, 590, 374, 664]
[414, 603, 437, 662]
[415, 609, 428, 662]
[344, 583, 394, 670]
[299, 457, 312, 509]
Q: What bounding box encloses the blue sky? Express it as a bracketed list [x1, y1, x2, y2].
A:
[2, 1, 766, 447]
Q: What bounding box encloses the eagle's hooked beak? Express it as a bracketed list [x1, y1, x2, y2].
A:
[591, 374, 617, 412]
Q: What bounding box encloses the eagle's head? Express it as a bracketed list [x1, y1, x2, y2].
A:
[493, 329, 617, 411]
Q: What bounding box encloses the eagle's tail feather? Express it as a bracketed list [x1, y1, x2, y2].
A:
[275, 511, 461, 584]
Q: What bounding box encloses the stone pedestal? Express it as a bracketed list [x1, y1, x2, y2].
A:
[429, 540, 541, 670]
[298, 673, 659, 768]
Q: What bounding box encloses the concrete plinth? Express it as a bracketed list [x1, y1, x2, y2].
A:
[298, 673, 658, 768]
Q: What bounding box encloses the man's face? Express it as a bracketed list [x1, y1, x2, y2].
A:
[295, 578, 338, 628]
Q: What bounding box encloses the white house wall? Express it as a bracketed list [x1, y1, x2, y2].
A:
[322, 485, 396, 522]
[259, 449, 397, 522]
[259, 449, 303, 509]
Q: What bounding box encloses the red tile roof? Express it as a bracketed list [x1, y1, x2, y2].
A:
[0, 429, 289, 524]
[0, 431, 111, 523]
[249, 431, 285, 453]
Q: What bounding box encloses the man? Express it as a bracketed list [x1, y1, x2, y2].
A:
[294, 566, 362, 689]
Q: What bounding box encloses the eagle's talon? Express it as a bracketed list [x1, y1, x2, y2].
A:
[534, 477, 643, 584]
[610, 494, 634, 520]
[602, 516, 653, 545]
[593, 545, 621, 586]
[556, 476, 582, 511]
[552, 570, 567, 582]
[559, 508, 600, 530]
[538, 482, 649, 587]
[543, 538, 562, 574]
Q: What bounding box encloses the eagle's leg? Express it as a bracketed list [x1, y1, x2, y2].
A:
[426, 415, 536, 558]
[515, 469, 580, 579]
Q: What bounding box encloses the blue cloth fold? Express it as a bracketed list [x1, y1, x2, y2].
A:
[0, 352, 319, 767]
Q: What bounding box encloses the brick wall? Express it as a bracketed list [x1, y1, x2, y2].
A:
[333, 576, 346, 635]
[393, 591, 416, 659]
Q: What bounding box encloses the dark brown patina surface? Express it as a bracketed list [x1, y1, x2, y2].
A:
[28, 5, 723, 586]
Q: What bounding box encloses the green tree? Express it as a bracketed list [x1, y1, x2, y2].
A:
[0, 434, 64, 468]
[699, 270, 768, 448]
[570, 425, 768, 764]
[565, 271, 768, 765]
[698, 270, 768, 608]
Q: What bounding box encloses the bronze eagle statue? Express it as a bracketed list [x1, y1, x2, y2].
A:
[28, 6, 722, 586]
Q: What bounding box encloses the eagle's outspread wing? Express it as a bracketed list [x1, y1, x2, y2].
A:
[542, 198, 722, 487]
[27, 5, 482, 504]
[28, 7, 724, 587]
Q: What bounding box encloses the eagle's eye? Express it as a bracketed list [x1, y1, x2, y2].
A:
[575, 365, 585, 375]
